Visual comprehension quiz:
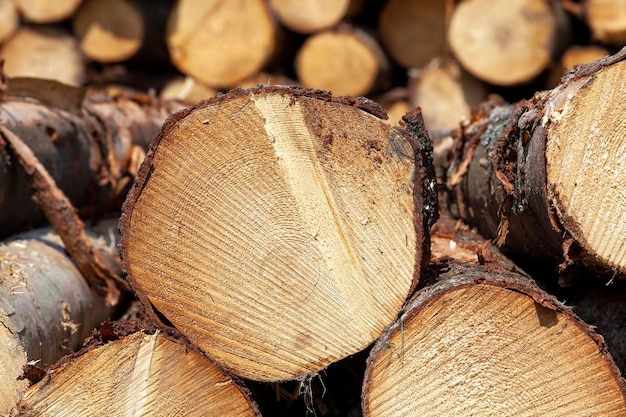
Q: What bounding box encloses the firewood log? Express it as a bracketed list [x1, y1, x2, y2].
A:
[72, 0, 144, 63]
[0, 81, 184, 239]
[165, 0, 276, 88]
[295, 26, 389, 96]
[16, 0, 82, 23]
[447, 47, 626, 281]
[448, 0, 569, 86]
[0, 220, 119, 415]
[268, 0, 351, 34]
[120, 85, 437, 382]
[13, 324, 260, 417]
[0, 26, 85, 86]
[362, 216, 626, 416]
[378, 0, 449, 69]
[0, 0, 19, 43]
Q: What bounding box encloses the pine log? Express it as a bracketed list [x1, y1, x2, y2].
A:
[0, 0, 19, 43]
[72, 0, 144, 63]
[0, 26, 85, 86]
[269, 0, 351, 34]
[16, 0, 82, 23]
[0, 82, 184, 239]
[586, 0, 626, 45]
[13, 326, 260, 416]
[166, 0, 276, 88]
[362, 216, 626, 416]
[407, 57, 487, 140]
[120, 85, 437, 382]
[448, 0, 568, 86]
[295, 26, 389, 96]
[0, 220, 119, 415]
[447, 47, 626, 280]
[378, 0, 449, 69]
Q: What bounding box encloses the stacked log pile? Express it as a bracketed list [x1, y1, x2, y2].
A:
[1, 1, 625, 416]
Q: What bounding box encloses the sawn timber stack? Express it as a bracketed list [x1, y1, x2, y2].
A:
[120, 85, 436, 382]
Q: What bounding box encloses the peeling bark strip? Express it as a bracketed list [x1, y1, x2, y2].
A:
[0, 81, 184, 239]
[14, 330, 260, 417]
[1, 126, 129, 305]
[362, 216, 626, 417]
[120, 85, 436, 382]
[0, 220, 119, 416]
[448, 47, 626, 280]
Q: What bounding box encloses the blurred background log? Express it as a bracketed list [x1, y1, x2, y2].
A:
[165, 0, 276, 88]
[16, 0, 82, 23]
[269, 0, 350, 34]
[295, 26, 389, 96]
[72, 0, 144, 63]
[0, 26, 84, 85]
[448, 0, 569, 86]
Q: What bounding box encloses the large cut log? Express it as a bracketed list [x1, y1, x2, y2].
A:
[0, 81, 184, 239]
[0, 220, 119, 415]
[120, 85, 437, 382]
[448, 0, 569, 86]
[13, 323, 260, 417]
[447, 47, 626, 281]
[166, 0, 276, 88]
[362, 216, 626, 416]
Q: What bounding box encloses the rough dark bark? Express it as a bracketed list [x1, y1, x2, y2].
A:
[447, 47, 626, 282]
[0, 80, 184, 239]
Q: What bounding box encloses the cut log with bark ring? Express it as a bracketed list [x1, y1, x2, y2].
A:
[448, 47, 626, 281]
[362, 216, 626, 416]
[120, 85, 437, 382]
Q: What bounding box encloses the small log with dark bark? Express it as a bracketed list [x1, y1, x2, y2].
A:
[13, 322, 260, 417]
[120, 85, 437, 382]
[447, 47, 626, 281]
[362, 216, 626, 416]
[0, 80, 184, 239]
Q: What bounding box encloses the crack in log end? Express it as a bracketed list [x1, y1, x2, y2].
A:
[125, 330, 158, 417]
[251, 93, 373, 326]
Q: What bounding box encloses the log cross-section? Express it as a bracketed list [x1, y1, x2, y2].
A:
[120, 85, 435, 382]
